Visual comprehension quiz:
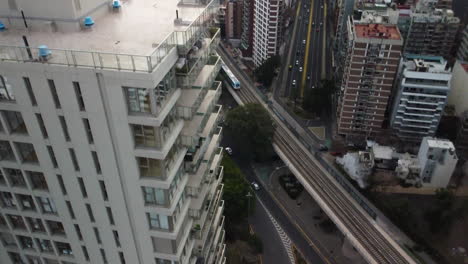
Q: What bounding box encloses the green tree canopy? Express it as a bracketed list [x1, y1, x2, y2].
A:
[225, 103, 275, 161]
[254, 55, 281, 87]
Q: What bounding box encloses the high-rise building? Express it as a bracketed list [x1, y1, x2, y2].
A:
[240, 0, 255, 57]
[0, 1, 225, 264]
[338, 22, 403, 140]
[225, 0, 243, 39]
[403, 9, 460, 59]
[417, 137, 458, 188]
[252, 0, 283, 66]
[457, 25, 468, 62]
[390, 55, 452, 142]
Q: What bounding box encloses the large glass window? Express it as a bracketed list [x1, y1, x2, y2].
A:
[0, 192, 17, 208]
[26, 217, 46, 233]
[8, 215, 26, 230]
[27, 171, 48, 190]
[154, 69, 176, 109]
[5, 168, 26, 187]
[36, 238, 54, 253]
[0, 140, 15, 161]
[133, 125, 157, 148]
[147, 212, 170, 230]
[15, 142, 38, 163]
[3, 111, 28, 134]
[137, 157, 164, 179]
[55, 241, 73, 256]
[46, 220, 65, 236]
[17, 235, 35, 250]
[36, 197, 57, 214]
[0, 75, 15, 102]
[0, 232, 17, 247]
[16, 194, 35, 211]
[142, 187, 166, 206]
[125, 87, 151, 114]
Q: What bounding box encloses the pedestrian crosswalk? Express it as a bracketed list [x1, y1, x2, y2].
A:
[257, 198, 296, 264]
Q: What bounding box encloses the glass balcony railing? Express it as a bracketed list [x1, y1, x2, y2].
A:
[0, 0, 219, 73]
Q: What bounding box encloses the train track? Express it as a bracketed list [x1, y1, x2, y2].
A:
[217, 48, 415, 264]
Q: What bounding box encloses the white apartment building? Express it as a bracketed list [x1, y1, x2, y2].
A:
[252, 0, 282, 66]
[417, 137, 457, 188]
[0, 1, 225, 264]
[390, 55, 451, 142]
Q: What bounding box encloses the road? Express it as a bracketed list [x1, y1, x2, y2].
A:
[217, 46, 418, 264]
[284, 0, 328, 98]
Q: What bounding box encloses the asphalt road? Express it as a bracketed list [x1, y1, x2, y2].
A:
[219, 89, 327, 264]
[285, 0, 327, 98]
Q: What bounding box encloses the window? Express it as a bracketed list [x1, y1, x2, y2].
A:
[36, 114, 48, 138]
[25, 255, 42, 264]
[94, 227, 101, 244]
[106, 207, 115, 225]
[119, 252, 126, 264]
[66, 201, 75, 219]
[86, 203, 95, 222]
[48, 79, 61, 108]
[83, 118, 93, 143]
[59, 116, 70, 141]
[0, 192, 17, 208]
[0, 140, 15, 161]
[27, 171, 48, 190]
[15, 142, 38, 163]
[155, 258, 172, 264]
[125, 87, 151, 113]
[26, 217, 46, 233]
[47, 146, 58, 168]
[8, 214, 27, 229]
[17, 194, 36, 211]
[82, 246, 90, 261]
[36, 196, 57, 214]
[92, 151, 101, 174]
[5, 168, 26, 187]
[147, 212, 170, 230]
[73, 82, 86, 111]
[74, 224, 83, 240]
[55, 241, 73, 256]
[138, 157, 164, 179]
[0, 75, 15, 101]
[99, 180, 108, 201]
[100, 248, 108, 264]
[8, 252, 23, 264]
[0, 214, 7, 228]
[3, 110, 28, 134]
[113, 230, 121, 247]
[0, 169, 5, 185]
[17, 235, 35, 250]
[132, 124, 157, 147]
[36, 238, 54, 253]
[23, 77, 37, 106]
[142, 187, 166, 205]
[0, 232, 17, 247]
[46, 220, 65, 236]
[57, 174, 67, 195]
[69, 149, 79, 171]
[78, 178, 87, 198]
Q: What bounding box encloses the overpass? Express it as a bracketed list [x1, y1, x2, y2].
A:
[218, 47, 419, 264]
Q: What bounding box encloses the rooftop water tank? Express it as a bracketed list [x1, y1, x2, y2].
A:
[38, 45, 51, 58]
[113, 0, 121, 8]
[84, 16, 95, 27]
[0, 21, 5, 31]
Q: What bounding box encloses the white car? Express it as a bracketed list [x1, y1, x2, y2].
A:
[251, 181, 260, 191]
[295, 60, 299, 65]
[299, 67, 303, 72]
[292, 80, 296, 86]
[302, 39, 306, 45]
[225, 147, 233, 155]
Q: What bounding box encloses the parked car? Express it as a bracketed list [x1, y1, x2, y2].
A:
[251, 181, 260, 191]
[319, 144, 328, 151]
[225, 147, 233, 155]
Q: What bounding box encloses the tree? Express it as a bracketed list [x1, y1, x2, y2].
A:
[225, 103, 275, 161]
[254, 55, 281, 87]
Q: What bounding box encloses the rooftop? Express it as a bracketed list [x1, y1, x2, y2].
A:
[425, 137, 455, 150]
[0, 0, 204, 56]
[354, 23, 401, 40]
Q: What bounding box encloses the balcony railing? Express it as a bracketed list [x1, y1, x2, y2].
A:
[0, 0, 219, 73]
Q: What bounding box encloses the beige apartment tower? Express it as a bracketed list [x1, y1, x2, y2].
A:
[0, 0, 225, 264]
[338, 21, 403, 139]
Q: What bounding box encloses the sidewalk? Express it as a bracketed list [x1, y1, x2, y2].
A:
[252, 163, 366, 264]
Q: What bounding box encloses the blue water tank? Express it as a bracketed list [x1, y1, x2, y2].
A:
[38, 45, 51, 57]
[113, 0, 121, 8]
[84, 16, 95, 27]
[0, 21, 6, 31]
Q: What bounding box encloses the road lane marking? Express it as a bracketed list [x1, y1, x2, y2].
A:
[301, 0, 315, 98]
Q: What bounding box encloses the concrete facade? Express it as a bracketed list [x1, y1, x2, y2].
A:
[338, 20, 403, 140]
[417, 137, 457, 188]
[390, 55, 451, 142]
[457, 25, 468, 62]
[224, 0, 243, 40]
[0, 1, 226, 264]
